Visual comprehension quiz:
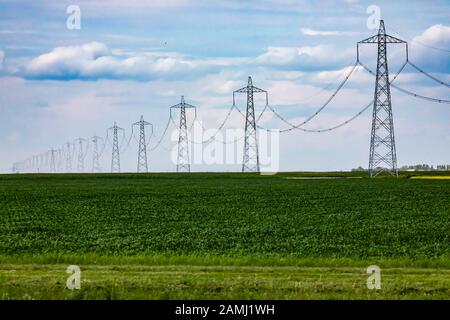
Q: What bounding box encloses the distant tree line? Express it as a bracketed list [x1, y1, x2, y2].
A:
[352, 164, 450, 172]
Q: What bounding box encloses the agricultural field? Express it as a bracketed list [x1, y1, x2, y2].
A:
[0, 172, 449, 299]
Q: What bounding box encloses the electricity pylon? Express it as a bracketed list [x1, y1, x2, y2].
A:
[358, 20, 406, 177]
[91, 135, 102, 173]
[38, 153, 44, 173]
[233, 76, 268, 173]
[170, 96, 196, 172]
[57, 149, 64, 172]
[49, 149, 57, 173]
[63, 142, 74, 172]
[109, 122, 123, 173]
[133, 115, 153, 173]
[74, 138, 87, 173]
[32, 156, 38, 173]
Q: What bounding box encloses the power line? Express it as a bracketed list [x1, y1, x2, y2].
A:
[359, 61, 450, 104]
[257, 35, 408, 134]
[265, 61, 359, 130]
[407, 60, 450, 88]
[386, 25, 450, 54]
[149, 115, 173, 152]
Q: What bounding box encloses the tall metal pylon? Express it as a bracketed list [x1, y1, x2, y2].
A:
[57, 149, 64, 172]
[63, 142, 74, 172]
[170, 96, 196, 172]
[38, 154, 44, 173]
[233, 76, 268, 173]
[74, 138, 87, 173]
[358, 20, 406, 177]
[133, 115, 153, 173]
[109, 122, 123, 173]
[91, 135, 102, 173]
[49, 149, 57, 173]
[32, 155, 37, 173]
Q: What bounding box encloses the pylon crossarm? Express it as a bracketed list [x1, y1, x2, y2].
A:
[170, 107, 196, 121]
[251, 86, 267, 93]
[108, 125, 124, 131]
[170, 102, 197, 109]
[133, 120, 151, 126]
[358, 34, 379, 44]
[234, 86, 250, 93]
[234, 86, 267, 94]
[384, 34, 407, 44]
[183, 102, 197, 109]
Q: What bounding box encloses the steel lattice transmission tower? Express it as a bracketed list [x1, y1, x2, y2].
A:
[63, 142, 74, 172]
[49, 149, 57, 173]
[57, 149, 64, 172]
[74, 138, 87, 173]
[109, 122, 123, 173]
[133, 115, 153, 173]
[358, 20, 406, 177]
[91, 135, 102, 173]
[170, 96, 196, 173]
[234, 76, 268, 173]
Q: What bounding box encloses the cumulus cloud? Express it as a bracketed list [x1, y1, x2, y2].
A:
[18, 41, 357, 81]
[255, 45, 353, 70]
[85, 0, 189, 8]
[410, 24, 450, 72]
[413, 24, 450, 47]
[21, 42, 221, 81]
[301, 28, 356, 36]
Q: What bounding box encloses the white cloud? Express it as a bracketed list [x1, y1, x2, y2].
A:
[301, 28, 356, 36]
[255, 45, 353, 70]
[410, 24, 450, 72]
[311, 64, 372, 85]
[412, 24, 450, 47]
[18, 42, 357, 81]
[85, 0, 189, 8]
[22, 42, 221, 81]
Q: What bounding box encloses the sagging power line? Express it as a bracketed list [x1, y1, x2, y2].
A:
[13, 20, 449, 176]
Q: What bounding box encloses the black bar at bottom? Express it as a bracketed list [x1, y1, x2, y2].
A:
[0, 300, 447, 318]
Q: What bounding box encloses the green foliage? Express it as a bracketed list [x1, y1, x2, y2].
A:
[1, 264, 449, 300]
[0, 172, 449, 259]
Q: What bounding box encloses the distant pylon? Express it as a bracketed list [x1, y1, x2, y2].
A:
[109, 122, 123, 173]
[170, 96, 196, 173]
[63, 142, 73, 172]
[74, 138, 87, 173]
[358, 20, 406, 177]
[233, 76, 268, 172]
[38, 153, 44, 173]
[133, 115, 153, 173]
[44, 152, 49, 170]
[49, 149, 57, 173]
[32, 155, 37, 173]
[57, 149, 64, 172]
[91, 135, 102, 173]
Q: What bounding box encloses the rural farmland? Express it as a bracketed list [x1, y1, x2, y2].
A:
[0, 172, 449, 299]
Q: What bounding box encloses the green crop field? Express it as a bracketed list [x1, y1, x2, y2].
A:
[0, 172, 449, 299]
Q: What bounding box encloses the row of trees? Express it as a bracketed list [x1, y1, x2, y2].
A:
[352, 164, 450, 171]
[399, 164, 450, 171]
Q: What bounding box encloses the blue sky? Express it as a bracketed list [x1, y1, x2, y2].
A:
[0, 0, 449, 172]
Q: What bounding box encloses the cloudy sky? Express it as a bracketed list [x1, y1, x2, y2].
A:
[0, 0, 449, 173]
